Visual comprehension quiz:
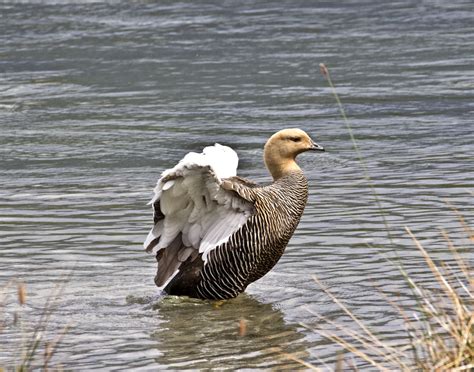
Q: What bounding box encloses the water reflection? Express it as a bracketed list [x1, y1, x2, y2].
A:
[150, 293, 310, 369]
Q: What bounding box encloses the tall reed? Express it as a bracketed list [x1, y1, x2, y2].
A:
[299, 63, 474, 370]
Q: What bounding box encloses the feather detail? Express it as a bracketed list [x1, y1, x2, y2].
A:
[144, 144, 255, 288]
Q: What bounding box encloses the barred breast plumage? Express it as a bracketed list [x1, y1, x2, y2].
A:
[144, 128, 324, 300]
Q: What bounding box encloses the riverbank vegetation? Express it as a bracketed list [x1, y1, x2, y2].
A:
[298, 65, 473, 371]
[0, 280, 69, 371]
[302, 220, 473, 371]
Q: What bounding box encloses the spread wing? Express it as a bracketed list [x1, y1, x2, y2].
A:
[144, 144, 256, 289]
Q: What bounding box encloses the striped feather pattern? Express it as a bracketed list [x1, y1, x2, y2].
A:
[195, 171, 308, 299]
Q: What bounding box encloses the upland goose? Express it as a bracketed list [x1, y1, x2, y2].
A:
[144, 128, 324, 300]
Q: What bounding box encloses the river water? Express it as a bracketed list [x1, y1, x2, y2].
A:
[1, 0, 473, 370]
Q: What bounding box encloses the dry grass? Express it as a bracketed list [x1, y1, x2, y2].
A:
[303, 222, 473, 371]
[295, 64, 474, 370]
[0, 279, 70, 371]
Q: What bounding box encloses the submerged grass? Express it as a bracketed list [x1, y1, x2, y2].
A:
[296, 63, 474, 370]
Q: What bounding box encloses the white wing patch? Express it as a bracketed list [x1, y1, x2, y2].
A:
[144, 144, 254, 276]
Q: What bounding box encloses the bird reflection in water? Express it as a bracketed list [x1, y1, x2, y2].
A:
[148, 293, 311, 369]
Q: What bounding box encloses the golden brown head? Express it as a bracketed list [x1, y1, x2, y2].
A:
[264, 128, 324, 180]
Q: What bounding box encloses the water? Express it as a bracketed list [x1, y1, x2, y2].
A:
[1, 0, 473, 369]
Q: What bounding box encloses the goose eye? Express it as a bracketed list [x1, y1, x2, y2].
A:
[289, 136, 301, 142]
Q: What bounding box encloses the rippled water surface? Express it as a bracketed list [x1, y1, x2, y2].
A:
[1, 0, 473, 369]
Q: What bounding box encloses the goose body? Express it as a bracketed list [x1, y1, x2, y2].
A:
[144, 128, 324, 300]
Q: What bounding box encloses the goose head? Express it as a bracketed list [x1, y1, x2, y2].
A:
[264, 128, 324, 180]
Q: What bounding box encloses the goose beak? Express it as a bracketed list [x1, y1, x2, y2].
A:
[309, 141, 325, 152]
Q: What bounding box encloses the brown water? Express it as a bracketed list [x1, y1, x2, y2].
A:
[1, 0, 473, 369]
